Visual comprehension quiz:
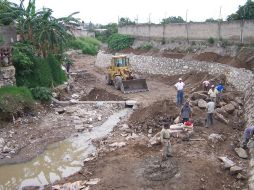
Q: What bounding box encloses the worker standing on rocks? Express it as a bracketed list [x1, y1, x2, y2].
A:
[216, 82, 224, 102]
[205, 98, 215, 127]
[203, 80, 210, 91]
[160, 123, 172, 160]
[241, 124, 254, 149]
[208, 85, 218, 103]
[174, 78, 185, 106]
[180, 101, 192, 123]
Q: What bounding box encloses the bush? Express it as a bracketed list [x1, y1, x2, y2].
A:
[0, 86, 34, 120]
[68, 37, 101, 55]
[139, 43, 153, 50]
[107, 34, 134, 51]
[31, 87, 52, 102]
[47, 54, 67, 86]
[208, 37, 215, 45]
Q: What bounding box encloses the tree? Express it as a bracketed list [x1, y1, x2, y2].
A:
[1, 0, 79, 57]
[118, 17, 135, 26]
[0, 0, 20, 25]
[161, 16, 185, 24]
[205, 18, 218, 22]
[227, 0, 254, 21]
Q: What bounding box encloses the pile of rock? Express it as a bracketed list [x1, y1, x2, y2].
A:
[189, 91, 245, 127]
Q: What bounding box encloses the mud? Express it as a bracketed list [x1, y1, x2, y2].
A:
[81, 87, 124, 101]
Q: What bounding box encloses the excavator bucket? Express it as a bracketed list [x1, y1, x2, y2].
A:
[121, 79, 149, 94]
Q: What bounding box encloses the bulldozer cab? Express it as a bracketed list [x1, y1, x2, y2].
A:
[112, 56, 129, 68]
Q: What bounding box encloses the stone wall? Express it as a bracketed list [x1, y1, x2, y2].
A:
[0, 66, 16, 87]
[118, 20, 254, 44]
[96, 52, 253, 91]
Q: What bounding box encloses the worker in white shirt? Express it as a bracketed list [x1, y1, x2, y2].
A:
[205, 98, 215, 127]
[208, 85, 218, 103]
[174, 78, 185, 106]
[203, 80, 210, 91]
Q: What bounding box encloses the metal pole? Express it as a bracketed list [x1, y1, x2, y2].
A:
[186, 9, 189, 44]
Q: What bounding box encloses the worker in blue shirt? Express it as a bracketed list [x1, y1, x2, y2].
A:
[216, 83, 224, 102]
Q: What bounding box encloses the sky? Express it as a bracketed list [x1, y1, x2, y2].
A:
[9, 0, 247, 24]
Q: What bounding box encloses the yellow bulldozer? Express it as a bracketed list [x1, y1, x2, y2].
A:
[106, 55, 148, 94]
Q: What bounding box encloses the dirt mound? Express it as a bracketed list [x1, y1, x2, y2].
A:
[130, 100, 178, 124]
[81, 88, 124, 101]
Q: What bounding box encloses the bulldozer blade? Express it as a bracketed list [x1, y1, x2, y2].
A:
[121, 79, 149, 94]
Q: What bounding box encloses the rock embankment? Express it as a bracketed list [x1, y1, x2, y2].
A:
[96, 51, 253, 91]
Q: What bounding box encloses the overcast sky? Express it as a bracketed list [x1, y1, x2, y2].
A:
[10, 0, 246, 24]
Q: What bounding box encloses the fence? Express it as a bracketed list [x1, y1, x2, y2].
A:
[118, 20, 254, 44]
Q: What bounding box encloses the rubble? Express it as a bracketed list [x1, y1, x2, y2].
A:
[86, 178, 100, 185]
[208, 133, 223, 143]
[222, 103, 235, 114]
[230, 166, 243, 175]
[198, 99, 207, 109]
[218, 157, 235, 169]
[109, 142, 127, 148]
[234, 147, 248, 159]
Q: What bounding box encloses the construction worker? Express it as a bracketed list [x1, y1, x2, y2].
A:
[205, 98, 215, 127]
[241, 124, 254, 149]
[160, 123, 172, 160]
[208, 85, 218, 103]
[216, 82, 224, 102]
[203, 80, 210, 91]
[174, 78, 185, 106]
[180, 101, 192, 123]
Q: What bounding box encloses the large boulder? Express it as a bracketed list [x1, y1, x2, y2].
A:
[222, 103, 235, 114]
[214, 112, 229, 124]
[198, 99, 207, 109]
[149, 132, 161, 146]
[234, 147, 248, 159]
[190, 92, 208, 101]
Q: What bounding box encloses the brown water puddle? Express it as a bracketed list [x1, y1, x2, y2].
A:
[0, 108, 131, 190]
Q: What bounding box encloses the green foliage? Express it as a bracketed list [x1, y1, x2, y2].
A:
[68, 37, 101, 55]
[47, 54, 67, 85]
[227, 0, 254, 21]
[205, 18, 223, 23]
[107, 34, 134, 51]
[220, 39, 229, 47]
[208, 37, 215, 44]
[0, 0, 20, 25]
[161, 16, 185, 24]
[118, 17, 135, 26]
[139, 43, 153, 50]
[95, 23, 118, 43]
[2, 0, 79, 57]
[0, 86, 34, 119]
[31, 87, 52, 102]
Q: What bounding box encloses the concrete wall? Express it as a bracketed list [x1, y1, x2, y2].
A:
[0, 25, 17, 46]
[118, 20, 254, 43]
[96, 51, 253, 92]
[71, 29, 95, 38]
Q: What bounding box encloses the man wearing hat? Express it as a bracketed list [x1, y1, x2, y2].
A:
[174, 78, 185, 106]
[208, 84, 218, 103]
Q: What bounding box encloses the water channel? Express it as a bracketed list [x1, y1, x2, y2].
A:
[0, 108, 131, 190]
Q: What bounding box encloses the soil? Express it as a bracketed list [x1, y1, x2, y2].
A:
[0, 49, 250, 190]
[81, 87, 124, 101]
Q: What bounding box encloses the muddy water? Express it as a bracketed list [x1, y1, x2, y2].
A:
[0, 108, 131, 190]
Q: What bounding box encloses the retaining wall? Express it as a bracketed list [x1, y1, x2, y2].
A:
[96, 52, 253, 92]
[118, 20, 254, 44]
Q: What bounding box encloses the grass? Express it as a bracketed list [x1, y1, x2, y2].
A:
[68, 37, 101, 55]
[0, 86, 34, 120]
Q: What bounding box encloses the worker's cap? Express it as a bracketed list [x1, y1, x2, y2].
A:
[179, 78, 182, 81]
[211, 85, 215, 87]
